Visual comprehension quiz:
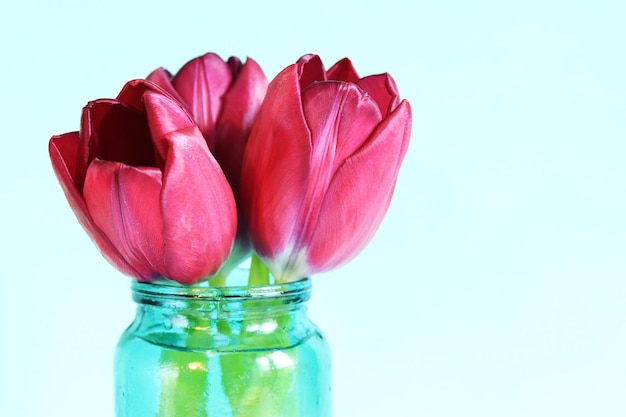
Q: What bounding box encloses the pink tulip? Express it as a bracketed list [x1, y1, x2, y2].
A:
[241, 55, 412, 282]
[49, 80, 237, 284]
[147, 53, 268, 272]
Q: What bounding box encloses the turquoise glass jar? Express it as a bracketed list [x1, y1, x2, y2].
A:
[114, 277, 331, 417]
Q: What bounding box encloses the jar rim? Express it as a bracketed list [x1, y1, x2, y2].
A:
[131, 277, 311, 303]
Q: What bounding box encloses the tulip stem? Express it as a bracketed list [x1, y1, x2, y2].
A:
[248, 252, 270, 286]
[209, 271, 227, 287]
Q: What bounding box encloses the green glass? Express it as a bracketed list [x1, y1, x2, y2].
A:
[114, 277, 331, 417]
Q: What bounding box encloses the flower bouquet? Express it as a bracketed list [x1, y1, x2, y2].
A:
[49, 52, 412, 417]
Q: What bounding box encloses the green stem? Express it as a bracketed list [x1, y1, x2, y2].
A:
[158, 325, 210, 417]
[219, 255, 299, 416]
[248, 252, 270, 286]
[209, 270, 228, 287]
[154, 280, 211, 417]
[230, 311, 299, 417]
[158, 351, 210, 416]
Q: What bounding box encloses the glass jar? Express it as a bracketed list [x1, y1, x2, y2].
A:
[114, 277, 331, 417]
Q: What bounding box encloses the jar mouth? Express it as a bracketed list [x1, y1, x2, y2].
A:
[131, 277, 311, 304]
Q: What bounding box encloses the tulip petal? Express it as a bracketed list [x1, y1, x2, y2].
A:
[141, 90, 196, 164]
[146, 67, 189, 106]
[241, 63, 312, 260]
[115, 79, 175, 112]
[49, 133, 142, 279]
[296, 81, 382, 250]
[84, 159, 164, 281]
[49, 132, 83, 192]
[327, 58, 360, 83]
[296, 54, 326, 90]
[357, 73, 401, 117]
[302, 81, 382, 173]
[306, 100, 412, 273]
[213, 57, 268, 196]
[81, 99, 155, 168]
[171, 53, 233, 142]
[226, 56, 243, 76]
[160, 126, 237, 283]
[108, 165, 167, 276]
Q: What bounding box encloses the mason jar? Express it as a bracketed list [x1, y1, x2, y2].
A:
[114, 276, 331, 417]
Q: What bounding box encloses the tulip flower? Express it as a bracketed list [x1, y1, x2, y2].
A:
[241, 54, 412, 282]
[49, 80, 237, 284]
[147, 53, 268, 276]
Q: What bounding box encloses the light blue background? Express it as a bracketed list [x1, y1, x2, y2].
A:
[1, 1, 625, 416]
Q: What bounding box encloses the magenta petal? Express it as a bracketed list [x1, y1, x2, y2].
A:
[357, 74, 401, 117]
[171, 53, 233, 142]
[142, 91, 196, 162]
[226, 56, 243, 76]
[146, 67, 174, 89]
[296, 54, 326, 90]
[81, 99, 155, 168]
[302, 81, 382, 173]
[306, 100, 412, 273]
[160, 127, 237, 284]
[50, 134, 137, 279]
[49, 132, 83, 192]
[213, 57, 268, 195]
[109, 165, 166, 276]
[83, 159, 163, 281]
[116, 79, 172, 112]
[241, 63, 312, 260]
[326, 58, 360, 83]
[146, 67, 188, 106]
[296, 82, 382, 249]
[49, 134, 141, 279]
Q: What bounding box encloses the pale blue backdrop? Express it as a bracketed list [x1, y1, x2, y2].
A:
[1, 1, 625, 416]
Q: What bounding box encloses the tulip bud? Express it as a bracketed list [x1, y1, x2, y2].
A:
[241, 55, 412, 282]
[49, 80, 237, 284]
